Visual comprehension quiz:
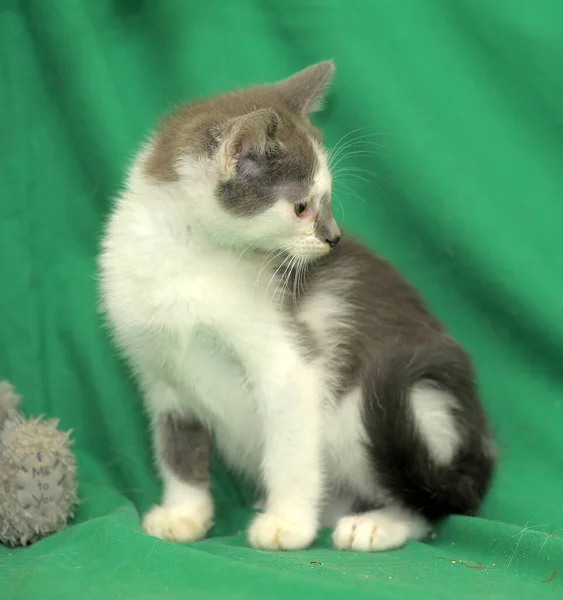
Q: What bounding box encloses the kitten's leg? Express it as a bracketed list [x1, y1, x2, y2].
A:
[142, 386, 213, 543]
[244, 348, 324, 551]
[336, 370, 495, 553]
[332, 504, 431, 552]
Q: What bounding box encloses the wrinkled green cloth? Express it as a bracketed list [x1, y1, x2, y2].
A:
[1, 1, 562, 598]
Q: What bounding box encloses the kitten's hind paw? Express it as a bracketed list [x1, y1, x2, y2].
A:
[248, 511, 317, 551]
[333, 513, 408, 552]
[332, 507, 429, 552]
[142, 500, 213, 543]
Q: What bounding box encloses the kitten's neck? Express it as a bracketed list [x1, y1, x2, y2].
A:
[130, 169, 310, 292]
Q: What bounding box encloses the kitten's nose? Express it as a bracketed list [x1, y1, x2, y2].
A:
[326, 235, 341, 248]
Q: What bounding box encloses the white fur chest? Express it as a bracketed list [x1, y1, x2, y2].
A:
[101, 174, 278, 336]
[99, 182, 279, 478]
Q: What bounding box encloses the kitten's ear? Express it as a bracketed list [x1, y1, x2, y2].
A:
[222, 109, 280, 177]
[275, 61, 335, 116]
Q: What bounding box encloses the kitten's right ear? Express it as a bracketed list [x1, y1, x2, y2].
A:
[275, 61, 335, 116]
[221, 109, 280, 177]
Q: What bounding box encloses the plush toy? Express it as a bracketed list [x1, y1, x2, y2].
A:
[0, 381, 78, 547]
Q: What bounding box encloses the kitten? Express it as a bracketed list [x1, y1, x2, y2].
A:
[98, 62, 495, 552]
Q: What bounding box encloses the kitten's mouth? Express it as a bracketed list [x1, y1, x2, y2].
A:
[303, 238, 341, 260]
[268, 248, 320, 269]
[296, 248, 331, 263]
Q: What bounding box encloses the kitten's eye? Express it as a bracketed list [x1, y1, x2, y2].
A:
[294, 201, 309, 217]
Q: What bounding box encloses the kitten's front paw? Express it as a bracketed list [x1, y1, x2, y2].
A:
[142, 500, 213, 543]
[332, 512, 408, 552]
[248, 511, 317, 551]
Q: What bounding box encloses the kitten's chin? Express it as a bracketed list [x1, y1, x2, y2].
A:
[289, 237, 334, 262]
[293, 246, 332, 263]
[290, 250, 330, 267]
[237, 241, 329, 265]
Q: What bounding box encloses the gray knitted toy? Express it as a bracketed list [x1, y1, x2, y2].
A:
[0, 381, 78, 546]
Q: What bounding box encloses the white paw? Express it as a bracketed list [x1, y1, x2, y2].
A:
[248, 511, 317, 551]
[142, 500, 213, 543]
[332, 512, 409, 552]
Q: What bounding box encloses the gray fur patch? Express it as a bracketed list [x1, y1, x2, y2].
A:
[314, 195, 340, 244]
[217, 135, 317, 217]
[161, 415, 210, 486]
[293, 320, 321, 361]
[143, 64, 330, 184]
[292, 237, 449, 397]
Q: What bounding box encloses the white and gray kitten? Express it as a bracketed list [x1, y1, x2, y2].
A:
[98, 62, 495, 552]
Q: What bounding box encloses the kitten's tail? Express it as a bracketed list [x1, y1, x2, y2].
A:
[362, 341, 496, 522]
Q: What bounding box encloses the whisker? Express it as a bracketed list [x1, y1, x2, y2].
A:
[329, 137, 387, 158]
[328, 130, 389, 167]
[294, 256, 308, 312]
[333, 183, 367, 205]
[292, 258, 300, 308]
[335, 173, 374, 187]
[330, 149, 383, 171]
[327, 130, 371, 165]
[333, 167, 380, 184]
[266, 252, 292, 299]
[227, 230, 245, 253]
[282, 256, 297, 303]
[274, 254, 297, 306]
[329, 127, 390, 152]
[235, 243, 253, 264]
[327, 128, 369, 161]
[254, 248, 285, 291]
[333, 192, 345, 219]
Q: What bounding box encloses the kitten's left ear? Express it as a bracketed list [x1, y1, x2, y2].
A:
[275, 61, 335, 116]
[221, 108, 280, 177]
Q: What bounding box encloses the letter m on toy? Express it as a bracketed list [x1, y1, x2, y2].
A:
[32, 466, 51, 477]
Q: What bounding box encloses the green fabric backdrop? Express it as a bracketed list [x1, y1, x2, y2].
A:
[1, 1, 562, 598]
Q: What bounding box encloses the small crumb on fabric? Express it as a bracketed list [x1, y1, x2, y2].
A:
[542, 571, 557, 584]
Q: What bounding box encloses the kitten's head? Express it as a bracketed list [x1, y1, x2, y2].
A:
[144, 62, 340, 262]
